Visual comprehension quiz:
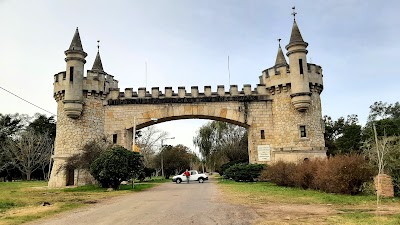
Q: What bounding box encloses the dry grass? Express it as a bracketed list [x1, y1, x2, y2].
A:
[218, 180, 400, 225]
[0, 181, 161, 225]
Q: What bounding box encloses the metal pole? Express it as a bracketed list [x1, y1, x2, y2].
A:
[132, 116, 136, 151]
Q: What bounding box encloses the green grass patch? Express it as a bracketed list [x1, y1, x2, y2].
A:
[327, 212, 400, 225]
[62, 185, 107, 192]
[219, 180, 400, 225]
[0, 180, 162, 225]
[0, 201, 18, 213]
[135, 176, 171, 183]
[120, 183, 155, 191]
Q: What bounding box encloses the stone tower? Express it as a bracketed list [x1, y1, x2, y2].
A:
[49, 28, 118, 187]
[258, 16, 325, 161]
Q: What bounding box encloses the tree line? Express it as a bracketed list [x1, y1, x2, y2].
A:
[0, 113, 56, 181]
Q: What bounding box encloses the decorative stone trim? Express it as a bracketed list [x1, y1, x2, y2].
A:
[290, 92, 312, 98]
[107, 95, 271, 105]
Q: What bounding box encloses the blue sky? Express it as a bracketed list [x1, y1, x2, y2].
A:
[1, 0, 399, 151]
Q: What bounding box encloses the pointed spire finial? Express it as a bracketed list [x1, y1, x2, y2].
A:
[275, 38, 288, 67]
[68, 27, 84, 52]
[292, 6, 297, 20]
[92, 40, 104, 72]
[65, 27, 87, 58]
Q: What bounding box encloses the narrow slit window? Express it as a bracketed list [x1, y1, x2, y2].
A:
[69, 67, 74, 82]
[299, 59, 304, 75]
[260, 130, 265, 139]
[63, 72, 66, 80]
[300, 126, 307, 138]
[113, 134, 117, 144]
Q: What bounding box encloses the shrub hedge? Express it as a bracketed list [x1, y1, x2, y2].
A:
[224, 163, 265, 182]
[218, 159, 248, 176]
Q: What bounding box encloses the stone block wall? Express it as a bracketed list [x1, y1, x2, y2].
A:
[48, 96, 105, 187]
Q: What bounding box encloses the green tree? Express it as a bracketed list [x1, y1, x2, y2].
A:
[154, 144, 196, 179]
[0, 114, 27, 180]
[363, 101, 400, 196]
[90, 146, 144, 189]
[364, 101, 400, 138]
[63, 138, 111, 182]
[28, 113, 56, 141]
[193, 121, 248, 170]
[324, 115, 362, 155]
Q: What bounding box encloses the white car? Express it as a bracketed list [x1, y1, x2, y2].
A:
[172, 170, 208, 184]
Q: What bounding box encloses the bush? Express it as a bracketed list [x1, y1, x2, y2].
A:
[138, 167, 156, 182]
[224, 163, 265, 182]
[218, 159, 248, 176]
[292, 159, 320, 189]
[260, 161, 296, 187]
[90, 146, 144, 189]
[313, 155, 373, 195]
[262, 155, 373, 195]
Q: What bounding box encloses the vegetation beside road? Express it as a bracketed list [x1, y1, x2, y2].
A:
[0, 178, 167, 225]
[218, 180, 400, 224]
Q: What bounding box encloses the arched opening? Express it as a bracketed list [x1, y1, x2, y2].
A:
[127, 117, 250, 178]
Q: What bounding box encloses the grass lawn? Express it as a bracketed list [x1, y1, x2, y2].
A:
[218, 180, 400, 225]
[0, 177, 168, 225]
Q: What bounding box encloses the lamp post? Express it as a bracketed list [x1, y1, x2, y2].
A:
[132, 116, 136, 151]
[160, 137, 175, 178]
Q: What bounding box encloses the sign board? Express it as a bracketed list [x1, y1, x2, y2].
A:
[257, 145, 271, 161]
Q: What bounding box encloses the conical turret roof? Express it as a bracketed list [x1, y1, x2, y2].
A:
[275, 44, 288, 67]
[68, 28, 84, 51]
[92, 51, 104, 72]
[286, 19, 308, 50]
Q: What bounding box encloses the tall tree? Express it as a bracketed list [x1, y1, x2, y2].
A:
[193, 121, 248, 169]
[0, 113, 26, 180]
[3, 129, 53, 180]
[135, 126, 168, 168]
[154, 144, 197, 179]
[324, 114, 362, 155]
[28, 113, 56, 141]
[365, 101, 400, 137]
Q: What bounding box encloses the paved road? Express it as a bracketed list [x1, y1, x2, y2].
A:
[31, 178, 259, 225]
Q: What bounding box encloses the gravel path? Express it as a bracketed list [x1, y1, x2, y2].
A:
[29, 178, 260, 225]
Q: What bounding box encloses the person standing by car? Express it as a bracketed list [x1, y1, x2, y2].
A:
[184, 169, 190, 183]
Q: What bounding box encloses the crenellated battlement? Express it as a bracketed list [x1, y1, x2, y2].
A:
[259, 63, 323, 94]
[106, 84, 271, 105]
[53, 69, 119, 101]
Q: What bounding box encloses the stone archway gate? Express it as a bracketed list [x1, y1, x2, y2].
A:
[49, 17, 326, 187]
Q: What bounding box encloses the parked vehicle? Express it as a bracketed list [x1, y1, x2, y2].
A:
[172, 170, 208, 184]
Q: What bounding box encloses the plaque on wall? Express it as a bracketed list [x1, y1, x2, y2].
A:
[257, 145, 271, 161]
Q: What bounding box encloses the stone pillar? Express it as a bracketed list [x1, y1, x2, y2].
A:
[374, 174, 394, 198]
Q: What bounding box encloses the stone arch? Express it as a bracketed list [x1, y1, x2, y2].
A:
[121, 104, 254, 130]
[104, 103, 256, 152]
